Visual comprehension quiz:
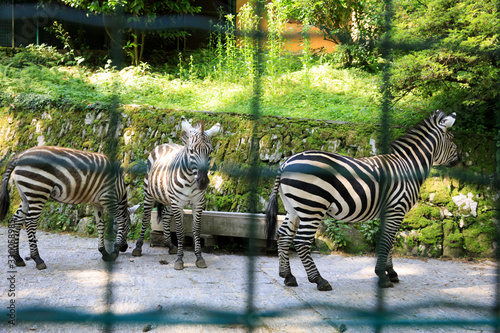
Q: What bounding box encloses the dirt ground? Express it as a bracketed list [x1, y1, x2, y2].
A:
[1, 225, 498, 333]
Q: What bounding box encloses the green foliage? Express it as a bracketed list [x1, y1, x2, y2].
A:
[45, 21, 85, 66]
[0, 47, 389, 125]
[86, 218, 97, 236]
[357, 219, 380, 248]
[9, 44, 66, 67]
[284, 0, 385, 69]
[237, 2, 260, 79]
[392, 0, 499, 133]
[38, 203, 82, 232]
[324, 218, 350, 250]
[266, 0, 288, 82]
[54, 0, 201, 65]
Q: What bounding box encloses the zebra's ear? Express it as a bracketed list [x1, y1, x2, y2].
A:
[181, 116, 193, 135]
[440, 113, 456, 129]
[206, 123, 221, 137]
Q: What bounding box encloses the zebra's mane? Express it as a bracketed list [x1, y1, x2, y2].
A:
[193, 121, 204, 133]
[390, 110, 446, 153]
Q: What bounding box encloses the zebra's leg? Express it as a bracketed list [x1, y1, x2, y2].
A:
[276, 214, 299, 287]
[161, 205, 177, 254]
[375, 218, 401, 288]
[94, 204, 116, 262]
[191, 203, 206, 269]
[172, 206, 185, 270]
[132, 190, 154, 257]
[294, 219, 332, 291]
[385, 250, 399, 283]
[7, 205, 27, 267]
[113, 196, 129, 254]
[25, 203, 47, 270]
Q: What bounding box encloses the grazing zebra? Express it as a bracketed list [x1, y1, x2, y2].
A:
[132, 116, 220, 270]
[0, 146, 131, 270]
[266, 111, 461, 290]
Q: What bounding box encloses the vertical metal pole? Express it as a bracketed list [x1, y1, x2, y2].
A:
[102, 7, 124, 332]
[245, 0, 264, 331]
[376, 0, 394, 331]
[495, 94, 500, 333]
[493, 1, 500, 330]
[494, 2, 500, 330]
[11, 0, 14, 48]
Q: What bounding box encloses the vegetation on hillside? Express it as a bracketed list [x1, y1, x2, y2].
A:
[1, 0, 498, 134]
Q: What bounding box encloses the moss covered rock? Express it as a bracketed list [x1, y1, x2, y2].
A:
[462, 212, 497, 257]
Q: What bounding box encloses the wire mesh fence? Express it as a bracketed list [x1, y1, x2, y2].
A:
[1, 1, 499, 332]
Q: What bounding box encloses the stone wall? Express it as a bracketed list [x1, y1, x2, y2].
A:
[0, 103, 497, 258]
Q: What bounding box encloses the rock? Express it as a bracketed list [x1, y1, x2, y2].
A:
[77, 217, 93, 235]
[452, 193, 478, 217]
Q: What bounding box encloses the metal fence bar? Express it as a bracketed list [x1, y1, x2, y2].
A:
[101, 6, 125, 333]
[244, 1, 266, 331]
[495, 3, 500, 333]
[374, 0, 395, 331]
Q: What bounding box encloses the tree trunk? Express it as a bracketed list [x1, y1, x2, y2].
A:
[139, 32, 145, 65]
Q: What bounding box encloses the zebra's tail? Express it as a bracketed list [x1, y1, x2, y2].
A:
[156, 202, 164, 225]
[265, 168, 282, 248]
[0, 156, 18, 221]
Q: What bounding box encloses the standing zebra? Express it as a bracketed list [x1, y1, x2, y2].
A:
[0, 146, 131, 270]
[132, 116, 220, 270]
[266, 111, 461, 290]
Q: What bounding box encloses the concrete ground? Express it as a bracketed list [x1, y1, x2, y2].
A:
[0, 226, 497, 333]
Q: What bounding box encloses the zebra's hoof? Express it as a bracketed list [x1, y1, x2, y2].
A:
[195, 259, 207, 268]
[174, 261, 184, 270]
[284, 275, 298, 287]
[131, 248, 142, 257]
[15, 260, 26, 267]
[387, 270, 399, 283]
[316, 278, 332, 291]
[168, 246, 178, 255]
[378, 279, 394, 288]
[119, 243, 129, 252]
[36, 262, 47, 270]
[389, 274, 399, 283]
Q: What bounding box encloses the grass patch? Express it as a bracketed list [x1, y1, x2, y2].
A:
[0, 46, 432, 128]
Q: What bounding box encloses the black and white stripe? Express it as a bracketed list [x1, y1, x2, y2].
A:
[0, 146, 131, 269]
[132, 116, 220, 270]
[266, 111, 461, 290]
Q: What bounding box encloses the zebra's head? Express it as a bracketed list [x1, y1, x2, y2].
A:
[181, 116, 221, 190]
[431, 111, 461, 167]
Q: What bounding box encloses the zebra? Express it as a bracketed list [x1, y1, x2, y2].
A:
[0, 146, 131, 270]
[132, 116, 220, 270]
[265, 110, 461, 290]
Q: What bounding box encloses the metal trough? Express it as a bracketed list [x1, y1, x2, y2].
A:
[150, 210, 285, 247]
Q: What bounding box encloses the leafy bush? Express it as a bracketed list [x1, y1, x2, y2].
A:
[392, 0, 499, 133]
[10, 44, 67, 67]
[357, 219, 380, 249]
[324, 218, 350, 250]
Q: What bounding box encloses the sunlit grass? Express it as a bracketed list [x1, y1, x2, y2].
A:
[0, 60, 429, 127]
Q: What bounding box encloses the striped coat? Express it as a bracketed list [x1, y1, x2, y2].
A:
[132, 116, 220, 270]
[266, 111, 461, 290]
[0, 146, 130, 269]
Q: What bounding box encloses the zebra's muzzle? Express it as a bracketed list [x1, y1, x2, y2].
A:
[193, 169, 209, 190]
